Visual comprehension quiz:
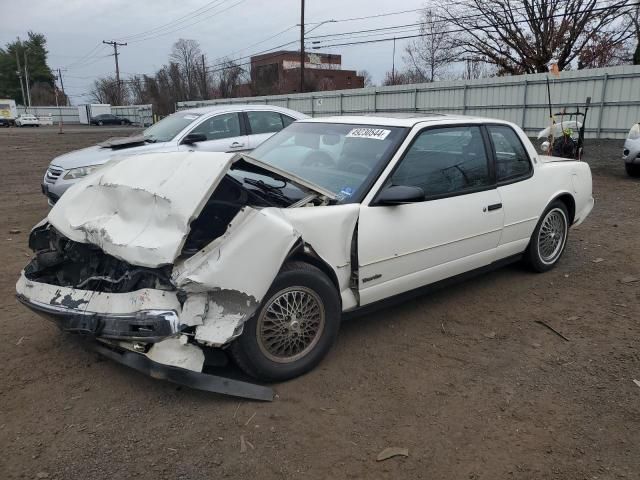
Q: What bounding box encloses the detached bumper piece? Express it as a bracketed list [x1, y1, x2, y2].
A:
[16, 293, 274, 401]
[16, 294, 178, 343]
[94, 343, 274, 401]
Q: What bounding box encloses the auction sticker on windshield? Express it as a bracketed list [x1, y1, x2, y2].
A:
[346, 128, 391, 140]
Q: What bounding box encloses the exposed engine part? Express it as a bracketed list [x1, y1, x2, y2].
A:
[25, 226, 174, 293]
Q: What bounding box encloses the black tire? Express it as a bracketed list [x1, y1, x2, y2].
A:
[524, 201, 569, 273]
[98, 121, 104, 126]
[120, 120, 125, 125]
[625, 163, 640, 178]
[229, 261, 341, 382]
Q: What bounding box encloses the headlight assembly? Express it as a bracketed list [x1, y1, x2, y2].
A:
[63, 165, 101, 180]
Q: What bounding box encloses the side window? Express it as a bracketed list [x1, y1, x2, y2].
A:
[281, 114, 295, 128]
[189, 113, 241, 141]
[391, 126, 491, 198]
[488, 125, 532, 182]
[247, 111, 284, 134]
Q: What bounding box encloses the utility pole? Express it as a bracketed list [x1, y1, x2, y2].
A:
[15, 46, 26, 107]
[201, 54, 208, 100]
[24, 50, 32, 108]
[392, 37, 396, 84]
[57, 68, 67, 106]
[102, 40, 127, 105]
[300, 0, 305, 93]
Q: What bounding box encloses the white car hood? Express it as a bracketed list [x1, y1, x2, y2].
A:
[48, 151, 235, 267]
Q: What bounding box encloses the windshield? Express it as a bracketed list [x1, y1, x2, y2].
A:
[143, 112, 202, 142]
[249, 122, 408, 202]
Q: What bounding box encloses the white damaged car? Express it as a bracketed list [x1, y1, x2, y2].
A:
[16, 114, 594, 396]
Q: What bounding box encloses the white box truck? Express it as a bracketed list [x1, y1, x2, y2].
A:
[0, 99, 18, 125]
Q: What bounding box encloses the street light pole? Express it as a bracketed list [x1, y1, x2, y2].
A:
[300, 0, 305, 93]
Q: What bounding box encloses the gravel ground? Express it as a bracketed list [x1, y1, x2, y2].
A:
[0, 125, 638, 480]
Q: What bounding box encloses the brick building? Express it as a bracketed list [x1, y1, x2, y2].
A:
[249, 51, 365, 95]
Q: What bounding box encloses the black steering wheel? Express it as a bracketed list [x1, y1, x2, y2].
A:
[302, 151, 336, 167]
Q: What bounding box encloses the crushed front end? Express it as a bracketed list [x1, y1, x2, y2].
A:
[16, 222, 275, 400]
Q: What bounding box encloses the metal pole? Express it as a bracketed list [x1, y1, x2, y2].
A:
[201, 54, 207, 100]
[521, 79, 528, 128]
[24, 50, 32, 107]
[392, 37, 396, 84]
[103, 40, 127, 105]
[15, 46, 26, 107]
[57, 68, 67, 106]
[596, 73, 608, 139]
[462, 85, 467, 115]
[300, 0, 305, 93]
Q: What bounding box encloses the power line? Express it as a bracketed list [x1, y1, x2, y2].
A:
[116, 0, 229, 41]
[308, 2, 636, 50]
[125, 0, 247, 43]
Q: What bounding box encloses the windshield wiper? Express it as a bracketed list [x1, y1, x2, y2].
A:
[243, 178, 290, 205]
[144, 137, 157, 143]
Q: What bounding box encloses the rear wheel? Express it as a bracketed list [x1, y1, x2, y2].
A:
[525, 201, 569, 272]
[230, 262, 341, 382]
[625, 163, 640, 178]
[98, 121, 104, 126]
[120, 120, 126, 125]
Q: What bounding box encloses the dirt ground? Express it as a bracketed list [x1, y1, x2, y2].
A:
[0, 125, 638, 480]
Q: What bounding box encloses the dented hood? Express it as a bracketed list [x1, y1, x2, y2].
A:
[48, 151, 235, 268]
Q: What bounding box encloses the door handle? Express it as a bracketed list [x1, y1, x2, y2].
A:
[486, 203, 502, 211]
[230, 141, 244, 148]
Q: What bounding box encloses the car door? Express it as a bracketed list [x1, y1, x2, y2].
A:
[357, 125, 504, 306]
[179, 112, 249, 153]
[245, 111, 295, 149]
[486, 124, 537, 259]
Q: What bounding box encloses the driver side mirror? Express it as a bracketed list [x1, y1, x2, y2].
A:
[376, 185, 425, 205]
[182, 133, 207, 145]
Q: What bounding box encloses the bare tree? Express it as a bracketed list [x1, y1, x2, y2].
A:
[382, 69, 426, 86]
[628, 3, 640, 64]
[578, 32, 631, 68]
[404, 9, 458, 82]
[358, 70, 374, 87]
[170, 39, 202, 100]
[214, 58, 247, 98]
[90, 76, 125, 104]
[441, 0, 632, 74]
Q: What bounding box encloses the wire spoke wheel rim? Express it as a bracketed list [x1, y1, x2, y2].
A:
[257, 286, 325, 364]
[537, 208, 567, 264]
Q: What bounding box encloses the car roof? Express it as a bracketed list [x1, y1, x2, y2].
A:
[178, 104, 307, 117]
[298, 113, 512, 128]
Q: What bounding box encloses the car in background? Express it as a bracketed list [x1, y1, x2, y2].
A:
[42, 105, 308, 205]
[623, 122, 640, 177]
[90, 114, 132, 126]
[18, 114, 594, 393]
[15, 114, 40, 127]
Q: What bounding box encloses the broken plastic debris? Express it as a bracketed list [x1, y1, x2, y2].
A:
[620, 275, 638, 284]
[633, 379, 640, 388]
[376, 447, 409, 461]
[592, 258, 604, 263]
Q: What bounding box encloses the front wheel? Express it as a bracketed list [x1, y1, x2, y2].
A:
[524, 201, 569, 272]
[230, 262, 341, 382]
[98, 121, 104, 126]
[625, 163, 640, 178]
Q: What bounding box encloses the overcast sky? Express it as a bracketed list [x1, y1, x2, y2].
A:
[1, 0, 425, 104]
